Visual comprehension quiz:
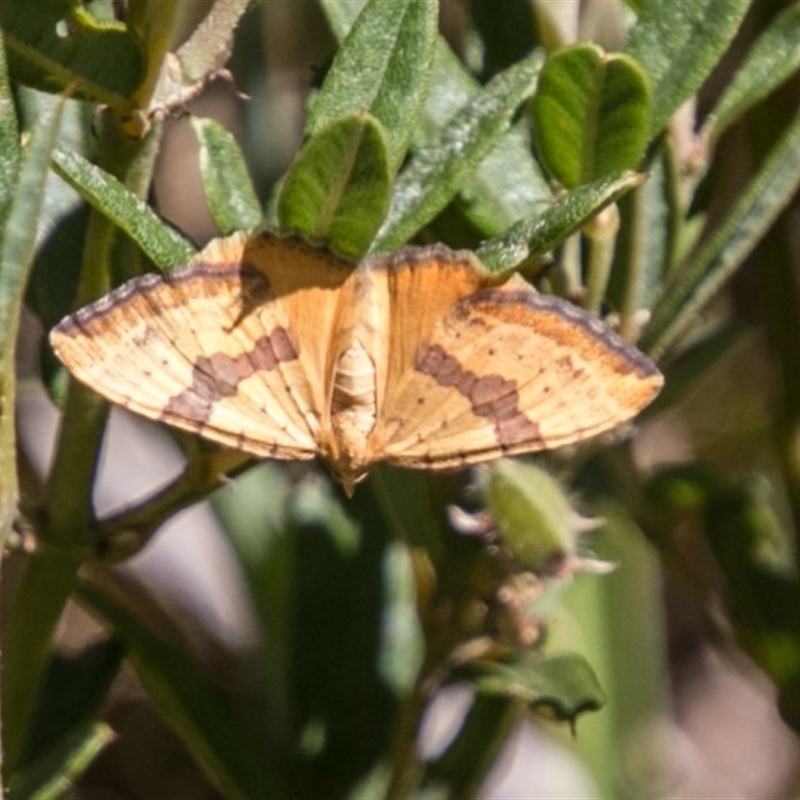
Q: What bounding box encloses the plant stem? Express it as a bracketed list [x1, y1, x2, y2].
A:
[583, 204, 619, 313]
[383, 687, 428, 800]
[618, 181, 648, 340]
[2, 115, 163, 779]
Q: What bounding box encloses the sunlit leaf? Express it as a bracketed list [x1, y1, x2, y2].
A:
[532, 44, 650, 188]
[192, 116, 261, 235]
[309, 0, 437, 173]
[51, 146, 195, 269]
[278, 113, 391, 259]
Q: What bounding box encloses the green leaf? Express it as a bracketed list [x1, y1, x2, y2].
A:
[7, 721, 115, 800]
[0, 94, 65, 547]
[706, 4, 800, 144]
[278, 112, 391, 259]
[372, 52, 542, 253]
[428, 44, 551, 238]
[191, 116, 261, 235]
[319, 1, 552, 237]
[318, 0, 365, 39]
[0, 35, 21, 228]
[468, 651, 606, 723]
[76, 580, 288, 799]
[50, 146, 196, 269]
[625, 0, 751, 136]
[216, 470, 410, 791]
[532, 44, 650, 188]
[211, 462, 295, 742]
[308, 0, 437, 173]
[27, 205, 88, 333]
[0, 100, 65, 353]
[641, 103, 800, 358]
[476, 170, 645, 272]
[0, 0, 145, 107]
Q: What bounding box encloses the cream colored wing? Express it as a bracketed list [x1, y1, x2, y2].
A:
[49, 230, 354, 460]
[370, 250, 662, 470]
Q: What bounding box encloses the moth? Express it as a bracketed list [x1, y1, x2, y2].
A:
[50, 230, 663, 495]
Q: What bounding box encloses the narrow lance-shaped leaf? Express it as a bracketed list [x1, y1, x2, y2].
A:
[51, 146, 196, 269]
[532, 44, 650, 188]
[434, 43, 551, 238]
[476, 171, 645, 272]
[605, 142, 680, 325]
[705, 4, 800, 146]
[286, 480, 398, 785]
[278, 113, 391, 260]
[0, 35, 21, 227]
[372, 52, 543, 253]
[319, 0, 551, 237]
[0, 95, 65, 547]
[625, 0, 751, 136]
[308, 0, 437, 173]
[641, 103, 800, 359]
[191, 117, 261, 235]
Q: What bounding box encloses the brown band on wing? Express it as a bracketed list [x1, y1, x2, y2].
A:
[415, 344, 542, 448]
[161, 327, 298, 426]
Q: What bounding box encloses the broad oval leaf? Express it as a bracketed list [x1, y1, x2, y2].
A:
[468, 651, 606, 723]
[278, 112, 391, 259]
[191, 117, 261, 235]
[532, 44, 650, 189]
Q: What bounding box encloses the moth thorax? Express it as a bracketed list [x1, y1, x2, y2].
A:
[330, 340, 378, 451]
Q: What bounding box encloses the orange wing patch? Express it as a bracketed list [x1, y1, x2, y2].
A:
[50, 230, 663, 495]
